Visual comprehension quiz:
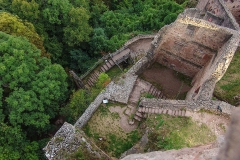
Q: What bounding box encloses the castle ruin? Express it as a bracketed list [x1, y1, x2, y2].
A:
[44, 0, 240, 159]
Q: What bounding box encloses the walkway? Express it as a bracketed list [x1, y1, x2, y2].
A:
[123, 78, 167, 122]
[84, 37, 153, 89]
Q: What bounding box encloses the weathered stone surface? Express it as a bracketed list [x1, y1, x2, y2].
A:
[74, 93, 105, 129]
[43, 122, 109, 160]
[139, 98, 235, 115]
[104, 73, 138, 104]
[121, 143, 220, 160]
[217, 108, 240, 160]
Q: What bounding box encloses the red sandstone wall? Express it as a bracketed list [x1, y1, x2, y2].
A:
[197, 0, 239, 29]
[153, 20, 231, 78]
[225, 0, 240, 25]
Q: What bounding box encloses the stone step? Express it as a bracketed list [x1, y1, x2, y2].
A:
[90, 73, 97, 80]
[89, 76, 96, 83]
[102, 64, 108, 70]
[155, 91, 160, 98]
[151, 88, 156, 97]
[151, 88, 157, 96]
[138, 107, 143, 112]
[157, 91, 162, 99]
[93, 71, 100, 79]
[90, 75, 97, 82]
[146, 107, 151, 113]
[176, 110, 180, 116]
[100, 66, 106, 72]
[106, 61, 112, 68]
[109, 59, 115, 66]
[135, 111, 143, 118]
[87, 78, 94, 85]
[87, 80, 94, 87]
[181, 110, 186, 116]
[162, 109, 167, 114]
[153, 108, 158, 114]
[148, 85, 154, 95]
[142, 107, 146, 112]
[174, 110, 179, 116]
[124, 108, 131, 116]
[157, 108, 163, 114]
[167, 110, 173, 116]
[148, 108, 153, 114]
[85, 84, 90, 89]
[134, 115, 142, 121]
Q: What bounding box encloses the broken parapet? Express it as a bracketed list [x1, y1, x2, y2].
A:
[124, 34, 155, 47]
[43, 122, 110, 160]
[74, 93, 105, 129]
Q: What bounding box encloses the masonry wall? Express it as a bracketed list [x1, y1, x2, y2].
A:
[197, 0, 239, 29]
[187, 32, 240, 101]
[152, 10, 233, 78]
[225, 0, 240, 25]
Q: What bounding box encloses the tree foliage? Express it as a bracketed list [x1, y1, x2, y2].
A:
[0, 32, 68, 159]
[63, 6, 92, 46]
[0, 12, 49, 57]
[70, 49, 96, 73]
[11, 0, 40, 22]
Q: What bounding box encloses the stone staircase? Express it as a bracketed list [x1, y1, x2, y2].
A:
[85, 58, 116, 89]
[84, 50, 131, 89]
[134, 105, 187, 122]
[126, 78, 168, 122]
[147, 85, 166, 99]
[100, 58, 115, 73]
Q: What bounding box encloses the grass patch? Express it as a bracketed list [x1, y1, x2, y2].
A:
[141, 92, 155, 99]
[145, 114, 216, 151]
[106, 65, 123, 79]
[175, 71, 192, 86]
[83, 104, 141, 158]
[215, 49, 240, 105]
[66, 145, 101, 160]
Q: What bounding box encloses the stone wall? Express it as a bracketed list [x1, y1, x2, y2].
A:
[124, 34, 155, 47]
[196, 0, 239, 30]
[74, 92, 105, 129]
[187, 32, 240, 101]
[225, 0, 240, 25]
[151, 10, 236, 77]
[43, 122, 110, 160]
[149, 8, 240, 100]
[139, 97, 235, 115]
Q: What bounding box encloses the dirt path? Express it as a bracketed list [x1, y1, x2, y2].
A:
[187, 111, 230, 137]
[109, 106, 138, 133]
